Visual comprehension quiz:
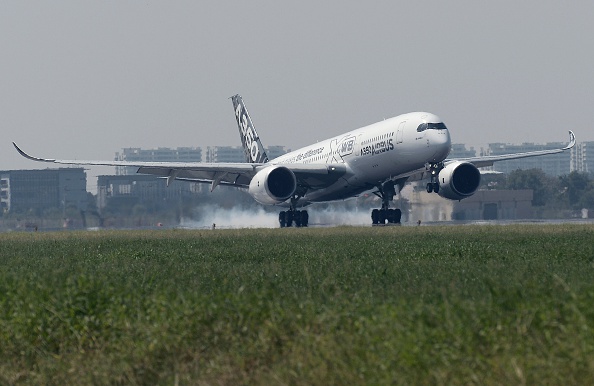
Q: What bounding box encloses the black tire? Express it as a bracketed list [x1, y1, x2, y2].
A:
[302, 211, 309, 227]
[387, 209, 396, 223]
[379, 209, 387, 224]
[371, 209, 379, 224]
[279, 211, 286, 228]
[426, 183, 433, 193]
[285, 211, 293, 227]
[433, 183, 440, 194]
[295, 211, 302, 227]
[394, 209, 402, 224]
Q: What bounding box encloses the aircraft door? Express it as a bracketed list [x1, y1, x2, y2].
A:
[396, 121, 405, 144]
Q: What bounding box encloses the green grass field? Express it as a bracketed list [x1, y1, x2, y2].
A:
[1, 225, 594, 385]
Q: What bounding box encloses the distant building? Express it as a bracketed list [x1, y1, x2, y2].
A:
[205, 145, 290, 163]
[449, 143, 476, 159]
[0, 168, 87, 213]
[571, 141, 594, 175]
[205, 146, 244, 163]
[266, 146, 291, 160]
[484, 142, 570, 176]
[96, 174, 200, 212]
[115, 147, 202, 175]
[115, 145, 289, 173]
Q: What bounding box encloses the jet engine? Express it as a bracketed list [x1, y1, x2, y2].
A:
[437, 161, 481, 200]
[249, 165, 297, 205]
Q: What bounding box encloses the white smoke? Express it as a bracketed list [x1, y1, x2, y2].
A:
[308, 206, 371, 226]
[179, 202, 378, 229]
[180, 205, 278, 229]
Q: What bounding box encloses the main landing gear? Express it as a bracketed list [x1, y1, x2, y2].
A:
[279, 194, 308, 228]
[371, 208, 401, 225]
[279, 209, 309, 228]
[371, 181, 402, 226]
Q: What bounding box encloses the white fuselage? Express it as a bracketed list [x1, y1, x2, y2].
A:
[270, 112, 451, 203]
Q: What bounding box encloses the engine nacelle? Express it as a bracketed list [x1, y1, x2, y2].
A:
[249, 165, 297, 205]
[437, 161, 481, 200]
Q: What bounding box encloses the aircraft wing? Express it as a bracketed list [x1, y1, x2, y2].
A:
[12, 142, 346, 191]
[449, 130, 576, 168]
[399, 130, 575, 183]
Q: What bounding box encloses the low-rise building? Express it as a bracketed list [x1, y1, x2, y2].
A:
[0, 168, 87, 213]
[449, 143, 476, 159]
[409, 187, 533, 222]
[115, 147, 203, 175]
[96, 174, 200, 212]
[205, 145, 290, 163]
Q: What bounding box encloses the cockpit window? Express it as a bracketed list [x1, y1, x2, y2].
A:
[417, 122, 447, 132]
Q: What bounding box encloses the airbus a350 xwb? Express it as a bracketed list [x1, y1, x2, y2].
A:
[14, 95, 575, 227]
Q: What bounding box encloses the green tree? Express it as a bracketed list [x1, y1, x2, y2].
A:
[580, 189, 594, 210]
[479, 173, 507, 190]
[559, 172, 591, 209]
[505, 168, 556, 206]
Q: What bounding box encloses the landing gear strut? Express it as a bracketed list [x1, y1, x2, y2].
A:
[371, 181, 402, 226]
[426, 162, 443, 194]
[279, 194, 308, 228]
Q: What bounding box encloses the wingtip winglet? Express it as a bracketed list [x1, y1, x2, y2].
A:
[12, 142, 30, 159]
[12, 142, 55, 162]
[563, 130, 576, 150]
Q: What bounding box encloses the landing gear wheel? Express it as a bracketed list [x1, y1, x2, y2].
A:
[387, 209, 396, 223]
[279, 210, 309, 228]
[394, 209, 402, 224]
[370, 180, 405, 226]
[294, 211, 303, 227]
[379, 209, 387, 224]
[279, 211, 286, 228]
[371, 209, 380, 225]
[301, 211, 309, 227]
[426, 183, 433, 193]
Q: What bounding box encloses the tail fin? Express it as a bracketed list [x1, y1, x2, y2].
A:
[231, 94, 269, 163]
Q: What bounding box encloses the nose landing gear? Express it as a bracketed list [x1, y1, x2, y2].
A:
[425, 162, 443, 194]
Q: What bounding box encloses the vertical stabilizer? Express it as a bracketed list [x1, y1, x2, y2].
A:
[231, 94, 269, 163]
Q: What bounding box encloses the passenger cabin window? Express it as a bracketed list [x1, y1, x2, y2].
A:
[417, 122, 447, 132]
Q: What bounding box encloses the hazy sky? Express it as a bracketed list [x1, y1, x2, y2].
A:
[2, 1, 593, 188]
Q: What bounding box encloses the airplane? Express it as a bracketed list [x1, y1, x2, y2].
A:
[13, 94, 576, 227]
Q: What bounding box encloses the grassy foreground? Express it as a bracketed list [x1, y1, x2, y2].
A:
[1, 225, 594, 385]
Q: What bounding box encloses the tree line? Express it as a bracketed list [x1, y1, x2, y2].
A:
[482, 169, 594, 212]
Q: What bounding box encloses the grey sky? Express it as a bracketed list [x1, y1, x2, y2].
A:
[2, 1, 593, 188]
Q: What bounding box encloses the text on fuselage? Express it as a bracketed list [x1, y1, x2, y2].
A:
[360, 138, 394, 156]
[284, 146, 325, 163]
